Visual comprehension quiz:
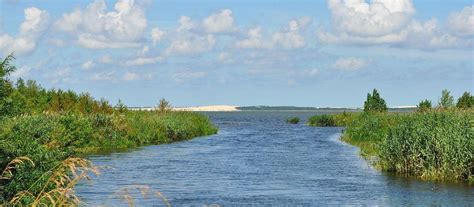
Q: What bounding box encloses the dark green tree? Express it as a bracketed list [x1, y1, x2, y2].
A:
[438, 89, 454, 109]
[363, 89, 388, 112]
[417, 99, 432, 112]
[456, 91, 473, 109]
[0, 54, 16, 116]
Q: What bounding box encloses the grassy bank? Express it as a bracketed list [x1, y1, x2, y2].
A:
[0, 111, 217, 204]
[0, 55, 217, 205]
[308, 110, 474, 183]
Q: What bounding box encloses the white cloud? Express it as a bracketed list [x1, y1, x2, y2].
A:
[151, 27, 165, 45]
[123, 72, 139, 81]
[0, 7, 49, 56]
[272, 20, 305, 49]
[166, 34, 216, 55]
[177, 16, 196, 32]
[328, 0, 415, 36]
[202, 9, 236, 33]
[99, 55, 113, 63]
[447, 5, 474, 37]
[81, 60, 95, 70]
[297, 16, 312, 29]
[11, 65, 32, 79]
[172, 71, 206, 83]
[333, 57, 368, 71]
[89, 71, 116, 81]
[55, 0, 147, 49]
[47, 67, 72, 84]
[319, 1, 473, 50]
[124, 56, 162, 66]
[235, 27, 272, 49]
[218, 52, 234, 63]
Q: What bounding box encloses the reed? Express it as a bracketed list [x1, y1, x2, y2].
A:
[309, 109, 474, 183]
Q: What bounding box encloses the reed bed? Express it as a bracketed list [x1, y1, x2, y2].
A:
[0, 110, 217, 204]
[308, 110, 474, 183]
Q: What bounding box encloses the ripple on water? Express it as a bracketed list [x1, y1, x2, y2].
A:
[76, 111, 474, 206]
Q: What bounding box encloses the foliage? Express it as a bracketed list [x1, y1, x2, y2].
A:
[157, 98, 172, 113]
[286, 117, 300, 124]
[417, 99, 432, 112]
[379, 111, 473, 182]
[308, 114, 336, 127]
[0, 55, 218, 204]
[438, 89, 454, 109]
[363, 89, 388, 113]
[115, 99, 128, 113]
[308, 112, 358, 127]
[456, 91, 473, 109]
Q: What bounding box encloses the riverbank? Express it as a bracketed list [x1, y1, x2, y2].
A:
[308, 110, 474, 184]
[0, 111, 217, 205]
[0, 54, 218, 205]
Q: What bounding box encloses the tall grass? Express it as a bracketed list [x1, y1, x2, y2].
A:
[308, 112, 358, 127]
[378, 110, 473, 182]
[0, 110, 217, 203]
[308, 110, 474, 183]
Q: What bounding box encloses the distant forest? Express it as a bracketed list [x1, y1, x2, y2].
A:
[236, 106, 415, 112]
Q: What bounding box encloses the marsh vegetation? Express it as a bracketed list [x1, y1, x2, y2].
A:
[0, 54, 217, 205]
[309, 89, 473, 183]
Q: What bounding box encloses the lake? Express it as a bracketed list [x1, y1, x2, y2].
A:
[76, 111, 474, 206]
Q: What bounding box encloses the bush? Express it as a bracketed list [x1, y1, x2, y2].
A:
[308, 114, 336, 126]
[417, 99, 432, 112]
[286, 117, 300, 124]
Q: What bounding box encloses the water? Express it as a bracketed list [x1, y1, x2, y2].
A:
[76, 111, 473, 206]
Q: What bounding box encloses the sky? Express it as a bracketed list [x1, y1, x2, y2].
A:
[0, 0, 473, 107]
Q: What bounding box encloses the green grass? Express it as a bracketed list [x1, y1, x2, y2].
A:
[286, 117, 300, 124]
[308, 110, 474, 183]
[0, 110, 217, 203]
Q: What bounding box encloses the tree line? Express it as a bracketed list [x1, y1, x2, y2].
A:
[363, 88, 473, 113]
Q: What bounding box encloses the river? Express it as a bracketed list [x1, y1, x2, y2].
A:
[76, 111, 473, 206]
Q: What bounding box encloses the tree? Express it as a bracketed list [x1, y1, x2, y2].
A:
[417, 99, 432, 112]
[115, 99, 128, 113]
[456, 91, 474, 109]
[363, 89, 388, 112]
[157, 97, 172, 112]
[0, 54, 16, 116]
[438, 89, 454, 109]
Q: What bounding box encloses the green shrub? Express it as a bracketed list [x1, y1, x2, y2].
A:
[308, 114, 336, 126]
[286, 117, 300, 124]
[417, 99, 432, 112]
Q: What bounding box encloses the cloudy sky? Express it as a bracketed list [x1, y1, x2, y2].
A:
[0, 0, 473, 107]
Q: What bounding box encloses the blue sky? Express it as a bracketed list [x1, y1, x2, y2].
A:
[0, 0, 473, 107]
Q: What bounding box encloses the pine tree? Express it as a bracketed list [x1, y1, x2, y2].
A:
[363, 89, 388, 112]
[456, 91, 473, 109]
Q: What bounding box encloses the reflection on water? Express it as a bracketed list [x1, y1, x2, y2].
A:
[76, 111, 474, 206]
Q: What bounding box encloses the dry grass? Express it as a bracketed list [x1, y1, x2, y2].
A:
[3, 157, 99, 206]
[115, 185, 171, 207]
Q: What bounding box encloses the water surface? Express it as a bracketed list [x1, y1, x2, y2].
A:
[76, 111, 473, 206]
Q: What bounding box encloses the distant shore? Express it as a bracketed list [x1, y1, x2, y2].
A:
[128, 105, 416, 112]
